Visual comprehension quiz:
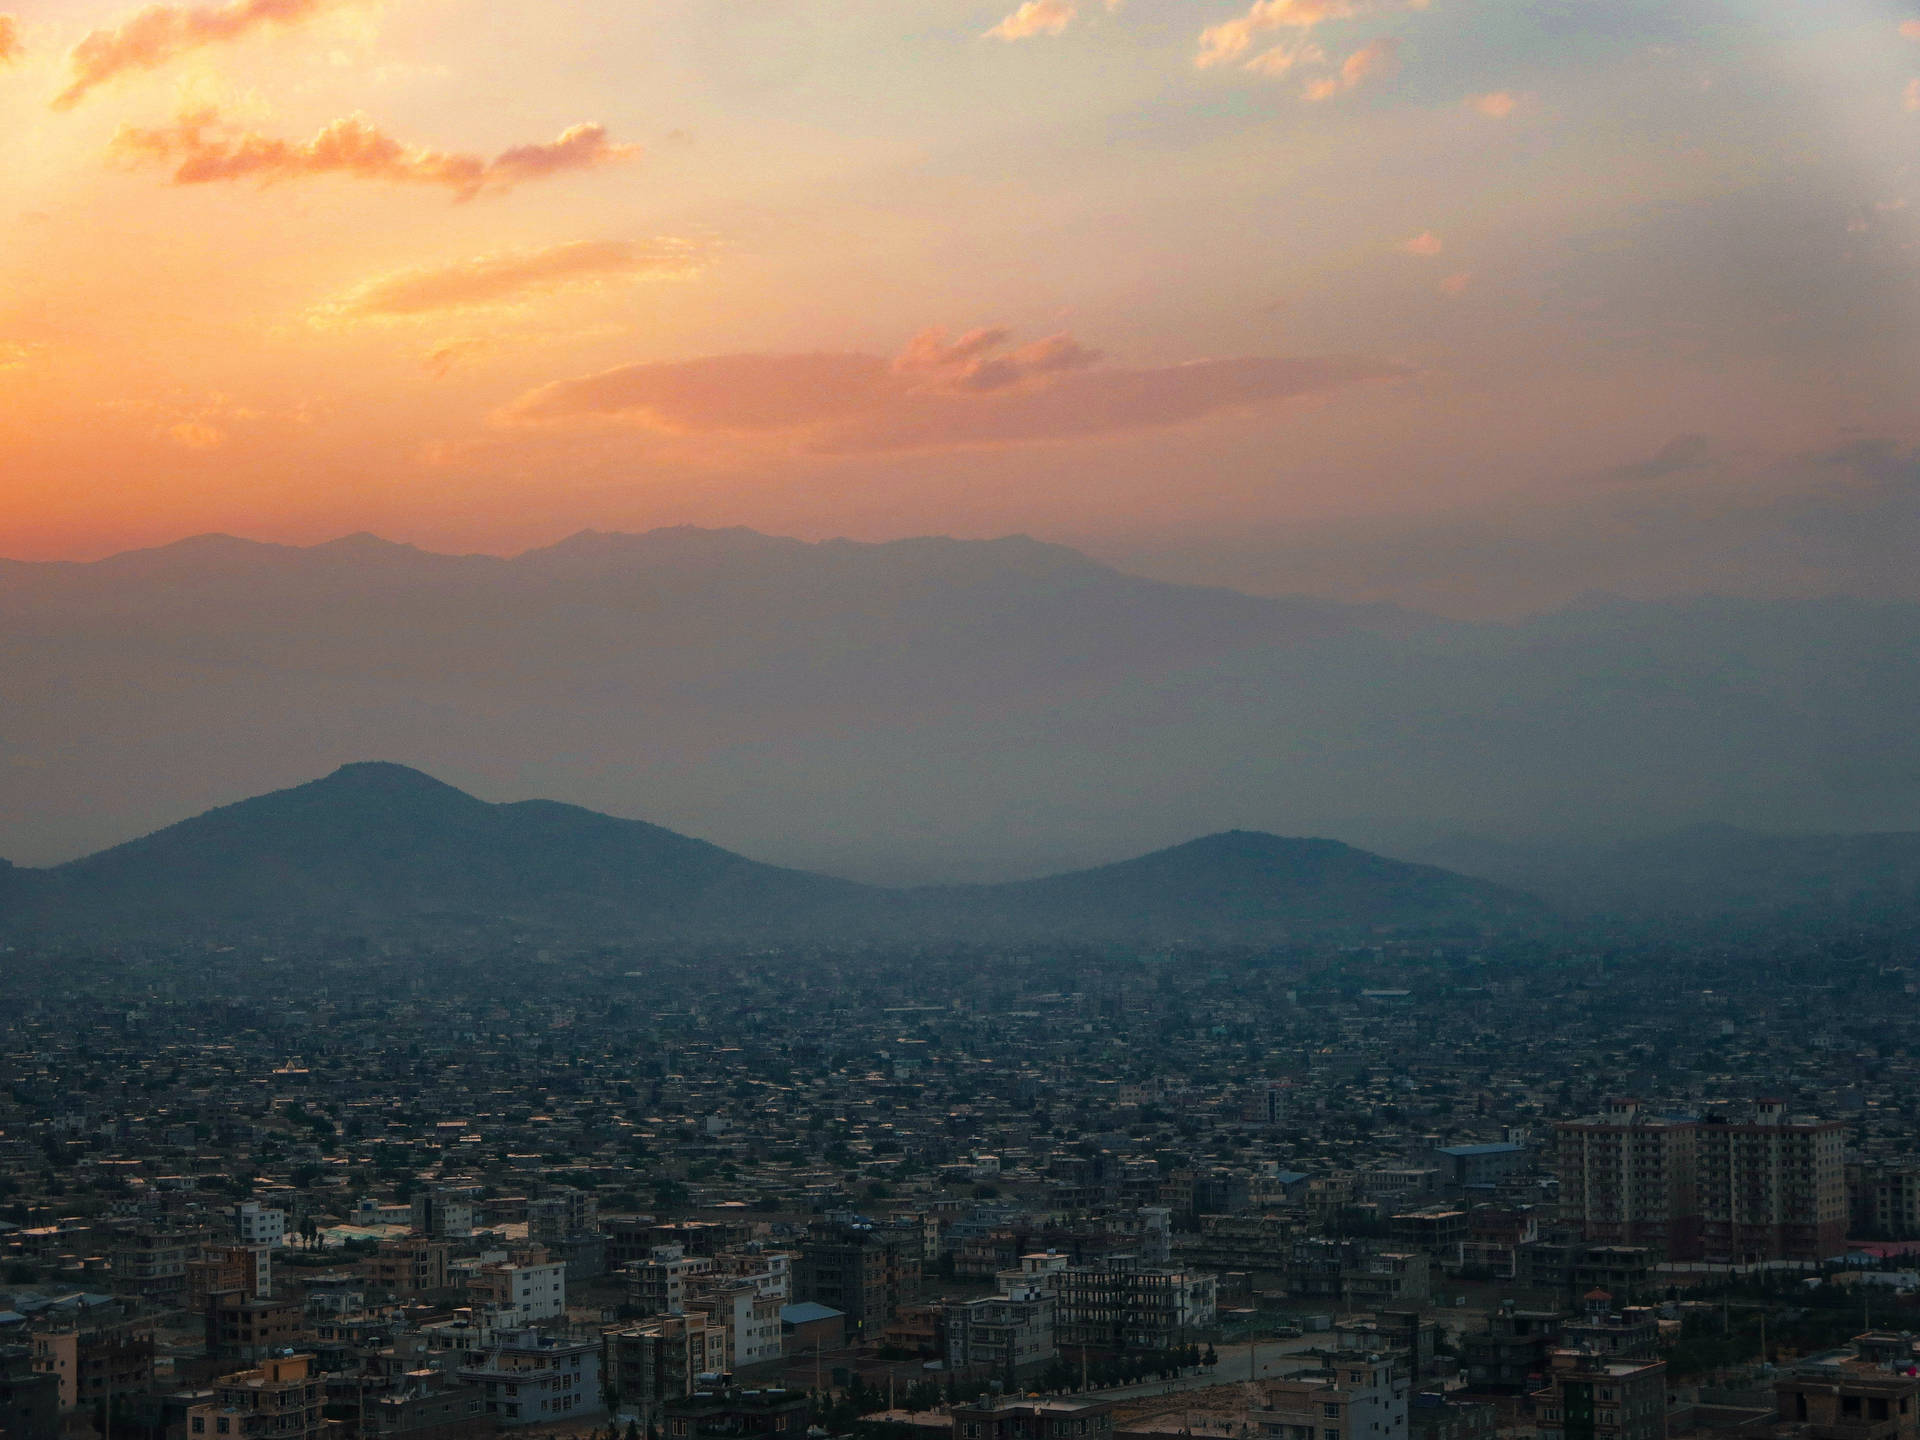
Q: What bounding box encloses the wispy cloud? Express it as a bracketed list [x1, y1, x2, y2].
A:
[1466, 90, 1518, 117]
[318, 240, 702, 322]
[1396, 230, 1442, 255]
[502, 326, 1405, 454]
[1596, 432, 1712, 483]
[55, 0, 344, 110]
[0, 14, 22, 65]
[1196, 0, 1421, 71]
[1901, 19, 1920, 40]
[110, 110, 640, 199]
[1906, 78, 1920, 113]
[1302, 36, 1400, 100]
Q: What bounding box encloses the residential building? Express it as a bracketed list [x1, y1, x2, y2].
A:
[467, 1247, 567, 1325]
[952, 1398, 1114, 1440]
[1773, 1355, 1920, 1440]
[794, 1222, 921, 1337]
[1055, 1261, 1216, 1352]
[604, 1314, 732, 1428]
[232, 1203, 286, 1249]
[1695, 1104, 1847, 1264]
[1251, 1352, 1409, 1440]
[459, 1329, 602, 1429]
[663, 1387, 808, 1440]
[1531, 1351, 1667, 1440]
[1555, 1103, 1701, 1263]
[186, 1353, 325, 1440]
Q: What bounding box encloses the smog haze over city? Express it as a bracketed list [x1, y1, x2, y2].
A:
[5, 10, 1920, 1440]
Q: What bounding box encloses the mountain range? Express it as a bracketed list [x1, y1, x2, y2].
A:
[4, 526, 1919, 887]
[0, 763, 1534, 945]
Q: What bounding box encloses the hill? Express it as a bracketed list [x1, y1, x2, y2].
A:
[0, 765, 1535, 945]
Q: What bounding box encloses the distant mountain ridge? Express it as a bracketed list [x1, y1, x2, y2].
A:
[0, 763, 1536, 945]
[4, 525, 1920, 887]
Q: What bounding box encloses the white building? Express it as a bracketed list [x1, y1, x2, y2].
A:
[469, 1249, 568, 1324]
[233, 1202, 287, 1248]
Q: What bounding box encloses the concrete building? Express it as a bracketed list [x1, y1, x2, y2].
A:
[1531, 1351, 1667, 1440]
[0, 1344, 60, 1440]
[1695, 1104, 1847, 1264]
[468, 1247, 567, 1325]
[945, 1283, 1057, 1375]
[1556, 1103, 1701, 1263]
[1055, 1261, 1216, 1352]
[663, 1387, 808, 1440]
[954, 1398, 1114, 1440]
[794, 1222, 920, 1337]
[1252, 1352, 1409, 1440]
[368, 1238, 452, 1301]
[459, 1329, 602, 1429]
[1773, 1355, 1920, 1440]
[186, 1353, 325, 1440]
[604, 1314, 732, 1428]
[232, 1203, 286, 1249]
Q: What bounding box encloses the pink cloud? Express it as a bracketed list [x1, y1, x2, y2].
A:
[110, 110, 639, 199]
[502, 327, 1406, 454]
[1901, 19, 1920, 39]
[0, 14, 22, 65]
[1466, 90, 1518, 117]
[55, 0, 339, 110]
[1907, 78, 1920, 113]
[321, 239, 700, 321]
[1396, 230, 1442, 255]
[1302, 36, 1400, 100]
[1438, 271, 1471, 295]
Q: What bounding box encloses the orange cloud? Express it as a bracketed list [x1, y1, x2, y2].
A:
[1243, 41, 1325, 76]
[1303, 36, 1400, 100]
[1396, 230, 1442, 255]
[319, 239, 702, 321]
[109, 110, 639, 199]
[55, 0, 341, 110]
[1901, 19, 1920, 39]
[1907, 78, 1920, 113]
[502, 327, 1405, 454]
[1467, 90, 1518, 117]
[0, 14, 21, 65]
[1438, 271, 1471, 295]
[1196, 0, 1421, 70]
[986, 0, 1075, 39]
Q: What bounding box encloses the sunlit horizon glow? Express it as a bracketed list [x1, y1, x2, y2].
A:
[4, 1, 1920, 615]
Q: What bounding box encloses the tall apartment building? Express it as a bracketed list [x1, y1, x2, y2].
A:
[186, 1353, 325, 1440]
[1558, 1101, 1846, 1264]
[1531, 1351, 1667, 1440]
[1555, 1103, 1700, 1262]
[1695, 1103, 1846, 1263]
[411, 1189, 476, 1241]
[1853, 1161, 1920, 1239]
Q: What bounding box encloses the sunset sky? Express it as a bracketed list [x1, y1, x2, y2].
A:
[4, 0, 1919, 613]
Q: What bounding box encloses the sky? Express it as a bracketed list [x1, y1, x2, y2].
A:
[3, 0, 1920, 615]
